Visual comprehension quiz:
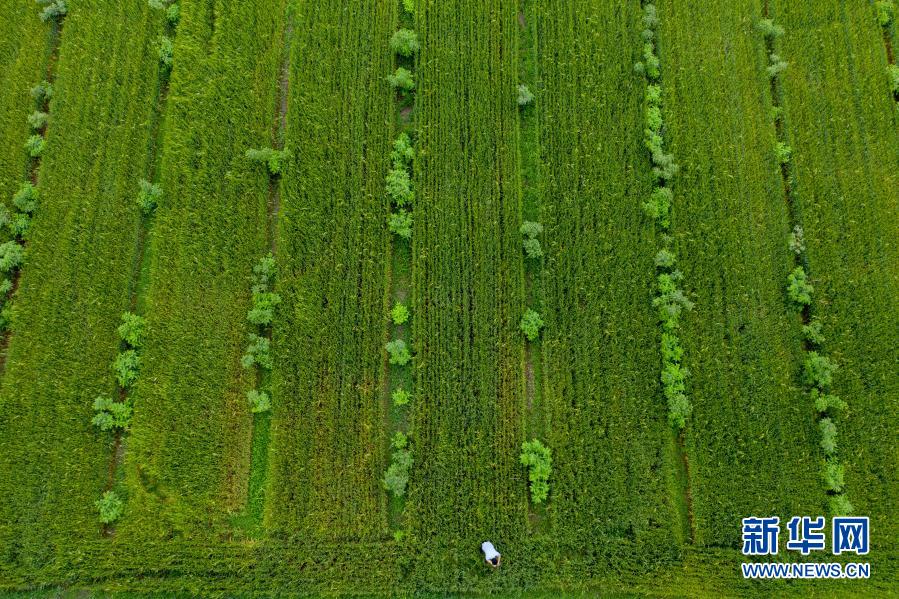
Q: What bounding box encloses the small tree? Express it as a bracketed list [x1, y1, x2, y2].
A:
[402, 0, 414, 15]
[756, 18, 784, 39]
[37, 0, 67, 22]
[388, 210, 413, 240]
[888, 64, 899, 95]
[246, 147, 291, 176]
[158, 35, 174, 69]
[642, 186, 672, 228]
[802, 318, 824, 345]
[391, 301, 410, 325]
[383, 448, 413, 497]
[819, 418, 837, 455]
[30, 81, 52, 105]
[391, 133, 415, 168]
[654, 248, 676, 268]
[248, 290, 281, 326]
[386, 339, 411, 365]
[788, 224, 805, 255]
[27, 111, 49, 131]
[387, 68, 415, 93]
[24, 135, 45, 158]
[520, 308, 544, 341]
[775, 141, 792, 164]
[117, 312, 147, 349]
[517, 84, 534, 106]
[247, 389, 271, 413]
[786, 266, 813, 307]
[137, 179, 162, 215]
[386, 167, 414, 207]
[876, 0, 895, 27]
[390, 29, 419, 57]
[829, 494, 853, 517]
[12, 182, 39, 214]
[242, 333, 272, 370]
[822, 460, 845, 493]
[812, 389, 846, 414]
[0, 241, 24, 273]
[520, 221, 543, 259]
[91, 395, 133, 432]
[392, 387, 410, 406]
[803, 352, 837, 390]
[520, 439, 552, 504]
[113, 350, 140, 388]
[96, 490, 124, 524]
[767, 55, 788, 79]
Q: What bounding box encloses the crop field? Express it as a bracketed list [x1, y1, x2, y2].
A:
[0, 0, 896, 597]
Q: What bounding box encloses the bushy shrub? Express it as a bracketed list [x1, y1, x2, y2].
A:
[117, 312, 146, 349]
[389, 210, 413, 239]
[667, 391, 692, 430]
[392, 387, 410, 406]
[788, 224, 805, 255]
[756, 18, 784, 39]
[642, 3, 658, 29]
[819, 418, 837, 455]
[876, 0, 895, 27]
[137, 179, 162, 215]
[0, 241, 24, 273]
[390, 29, 419, 57]
[253, 252, 277, 290]
[386, 167, 414, 206]
[96, 490, 124, 524]
[149, 0, 180, 25]
[246, 148, 291, 176]
[242, 333, 272, 370]
[9, 214, 30, 239]
[651, 149, 678, 181]
[654, 248, 676, 269]
[402, 0, 414, 15]
[812, 389, 846, 414]
[803, 352, 837, 390]
[660, 331, 683, 363]
[517, 84, 534, 106]
[775, 141, 792, 164]
[113, 350, 140, 388]
[653, 271, 693, 328]
[158, 35, 174, 69]
[642, 186, 672, 228]
[27, 111, 48, 130]
[247, 290, 281, 326]
[247, 389, 271, 413]
[12, 182, 38, 214]
[0, 278, 11, 297]
[24, 135, 45, 158]
[767, 54, 788, 79]
[388, 68, 415, 93]
[91, 395, 133, 432]
[386, 339, 411, 366]
[520, 308, 544, 341]
[520, 221, 543, 259]
[392, 431, 408, 450]
[30, 81, 52, 104]
[635, 42, 660, 81]
[520, 439, 552, 504]
[38, 0, 67, 22]
[802, 318, 824, 345]
[383, 448, 413, 497]
[391, 133, 415, 168]
[888, 64, 899, 95]
[391, 301, 409, 325]
[828, 494, 853, 517]
[822, 460, 845, 492]
[786, 266, 812, 307]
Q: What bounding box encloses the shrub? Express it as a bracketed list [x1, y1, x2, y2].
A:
[96, 490, 124, 524]
[786, 266, 813, 307]
[667, 391, 692, 429]
[117, 312, 146, 349]
[645, 84, 661, 105]
[149, 0, 180, 25]
[9, 214, 30, 239]
[651, 149, 678, 181]
[775, 141, 792, 164]
[520, 221, 543, 259]
[402, 0, 414, 15]
[756, 18, 784, 38]
[653, 271, 693, 327]
[386, 339, 411, 366]
[819, 418, 837, 455]
[0, 304, 11, 333]
[642, 3, 658, 29]
[30, 81, 52, 104]
[520, 439, 552, 504]
[802, 318, 825, 345]
[517, 84, 535, 106]
[158, 35, 174, 69]
[0, 241, 24, 273]
[247, 290, 281, 326]
[654, 248, 676, 268]
[38, 0, 67, 22]
[388, 210, 413, 239]
[642, 186, 672, 228]
[392, 431, 408, 450]
[253, 252, 277, 289]
[24, 135, 45, 158]
[803, 352, 837, 390]
[888, 64, 899, 95]
[383, 448, 413, 497]
[822, 460, 845, 492]
[767, 54, 788, 79]
[876, 0, 895, 27]
[388, 68, 415, 93]
[829, 494, 853, 517]
[391, 133, 415, 168]
[520, 221, 543, 238]
[391, 302, 409, 325]
[788, 225, 805, 255]
[242, 333, 272, 370]
[520, 308, 544, 342]
[12, 182, 38, 214]
[91, 395, 133, 432]
[812, 389, 847, 414]
[390, 29, 419, 57]
[246, 148, 291, 176]
[247, 389, 271, 413]
[0, 278, 11, 297]
[392, 388, 410, 406]
[113, 350, 140, 388]
[27, 111, 48, 130]
[137, 179, 162, 215]
[660, 332, 683, 363]
[386, 167, 414, 206]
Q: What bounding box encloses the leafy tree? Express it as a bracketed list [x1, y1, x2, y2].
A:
[520, 308, 544, 341]
[242, 333, 272, 370]
[803, 352, 837, 390]
[246, 148, 291, 176]
[829, 494, 853, 517]
[774, 141, 792, 164]
[642, 186, 672, 228]
[248, 290, 281, 326]
[756, 18, 784, 39]
[822, 460, 844, 492]
[91, 395, 133, 432]
[9, 214, 30, 239]
[113, 350, 140, 388]
[12, 182, 38, 214]
[386, 167, 414, 206]
[37, 0, 67, 22]
[390, 29, 419, 57]
[876, 0, 895, 27]
[30, 81, 52, 105]
[117, 312, 147, 349]
[520, 221, 543, 259]
[383, 448, 413, 497]
[402, 0, 414, 15]
[391, 301, 409, 325]
[888, 64, 899, 95]
[667, 391, 692, 429]
[802, 318, 824, 346]
[247, 389, 271, 413]
[812, 389, 846, 415]
[158, 35, 174, 69]
[819, 418, 837, 455]
[654, 248, 676, 268]
[660, 332, 683, 363]
[388, 210, 413, 239]
[252, 252, 277, 289]
[96, 490, 124, 524]
[767, 54, 788, 79]
[520, 439, 552, 504]
[27, 111, 48, 130]
[0, 241, 24, 273]
[387, 68, 415, 93]
[386, 339, 411, 366]
[517, 84, 534, 106]
[391, 133, 415, 168]
[24, 135, 45, 158]
[392, 431, 408, 449]
[786, 266, 812, 307]
[149, 0, 179, 25]
[788, 224, 805, 255]
[137, 179, 162, 215]
[392, 387, 410, 407]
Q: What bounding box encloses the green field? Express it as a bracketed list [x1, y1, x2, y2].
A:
[0, 0, 896, 596]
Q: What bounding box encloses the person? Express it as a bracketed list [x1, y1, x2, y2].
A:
[481, 541, 501, 568]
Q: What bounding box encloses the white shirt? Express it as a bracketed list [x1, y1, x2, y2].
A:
[481, 541, 500, 561]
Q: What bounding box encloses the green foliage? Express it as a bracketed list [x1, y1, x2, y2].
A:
[388, 210, 413, 239]
[24, 134, 45, 158]
[803, 352, 837, 390]
[27, 111, 48, 130]
[876, 0, 895, 27]
[819, 418, 837, 455]
[149, 0, 180, 25]
[520, 221, 543, 259]
[517, 84, 534, 106]
[654, 248, 675, 269]
[802, 318, 824, 346]
[390, 29, 419, 57]
[137, 179, 162, 215]
[91, 395, 132, 432]
[822, 460, 845, 492]
[519, 308, 544, 341]
[756, 18, 784, 39]
[392, 387, 410, 407]
[253, 252, 277, 289]
[247, 290, 281, 326]
[30, 80, 52, 104]
[829, 494, 854, 517]
[402, 0, 414, 15]
[387, 67, 415, 92]
[386, 339, 411, 366]
[391, 431, 408, 450]
[117, 312, 147, 349]
[519, 439, 552, 504]
[888, 64, 899, 95]
[247, 389, 271, 414]
[158, 35, 174, 69]
[0, 241, 24, 273]
[8, 214, 30, 239]
[391, 301, 409, 325]
[653, 271, 693, 328]
[246, 147, 291, 176]
[95, 490, 123, 524]
[391, 133, 415, 168]
[642, 186, 672, 228]
[241, 333, 272, 370]
[788, 224, 805, 255]
[37, 0, 67, 22]
[12, 182, 38, 214]
[774, 141, 792, 164]
[767, 54, 788, 79]
[386, 167, 414, 207]
[786, 266, 812, 307]
[383, 448, 412, 497]
[113, 350, 140, 388]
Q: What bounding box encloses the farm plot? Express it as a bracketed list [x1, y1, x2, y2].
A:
[0, 0, 161, 579]
[265, 0, 395, 541]
[658, 0, 821, 547]
[536, 0, 682, 551]
[771, 0, 899, 550]
[406, 0, 527, 573]
[118, 0, 285, 544]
